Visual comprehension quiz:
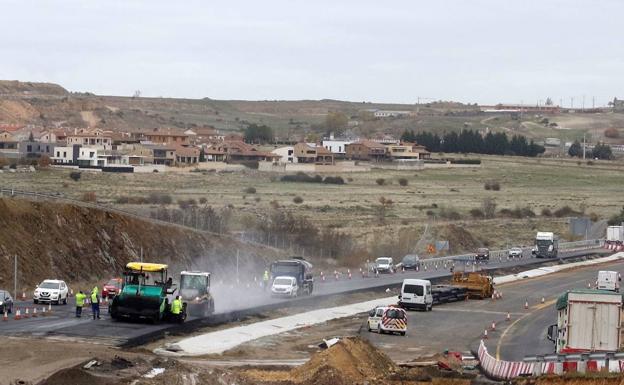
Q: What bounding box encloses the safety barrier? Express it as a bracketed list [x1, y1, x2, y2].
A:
[605, 242, 624, 252]
[478, 340, 624, 380]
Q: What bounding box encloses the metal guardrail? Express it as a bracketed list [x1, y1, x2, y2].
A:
[524, 351, 624, 363]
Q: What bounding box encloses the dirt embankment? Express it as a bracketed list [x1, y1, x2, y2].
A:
[0, 198, 280, 289]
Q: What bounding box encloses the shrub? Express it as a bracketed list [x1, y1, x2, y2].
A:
[293, 196, 303, 204]
[81, 192, 96, 202]
[470, 208, 484, 218]
[604, 127, 620, 138]
[482, 197, 497, 218]
[484, 180, 500, 191]
[450, 158, 481, 165]
[254, 196, 261, 202]
[376, 178, 386, 186]
[553, 206, 580, 218]
[38, 155, 51, 168]
[541, 208, 552, 217]
[199, 197, 207, 204]
[439, 208, 461, 220]
[69, 171, 81, 181]
[398, 178, 408, 186]
[244, 187, 257, 194]
[323, 176, 345, 185]
[147, 193, 172, 205]
[281, 172, 323, 183]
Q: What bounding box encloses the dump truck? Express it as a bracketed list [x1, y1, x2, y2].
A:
[110, 262, 186, 323]
[547, 289, 623, 353]
[269, 257, 314, 296]
[451, 271, 494, 299]
[179, 271, 215, 317]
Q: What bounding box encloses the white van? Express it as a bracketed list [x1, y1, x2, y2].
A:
[398, 279, 433, 311]
[597, 271, 620, 292]
[271, 276, 299, 297]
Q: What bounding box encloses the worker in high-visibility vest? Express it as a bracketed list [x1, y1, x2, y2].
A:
[263, 270, 270, 291]
[90, 286, 100, 320]
[171, 296, 182, 322]
[75, 290, 87, 318]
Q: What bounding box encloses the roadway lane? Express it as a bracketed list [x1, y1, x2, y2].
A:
[357, 256, 624, 362]
[0, 247, 608, 346]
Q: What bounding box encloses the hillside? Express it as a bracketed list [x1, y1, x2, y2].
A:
[0, 198, 280, 290]
[0, 79, 623, 143]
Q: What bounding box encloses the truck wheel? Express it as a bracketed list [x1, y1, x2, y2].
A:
[400, 331, 406, 336]
[34, 299, 38, 304]
[378, 325, 384, 334]
[367, 322, 372, 332]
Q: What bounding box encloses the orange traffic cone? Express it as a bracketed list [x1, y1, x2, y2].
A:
[32, 308, 37, 317]
[491, 321, 496, 331]
[524, 300, 529, 309]
[348, 269, 352, 279]
[483, 328, 488, 339]
[506, 312, 511, 321]
[322, 274, 326, 282]
[416, 265, 419, 272]
[14, 308, 21, 320]
[24, 307, 30, 318]
[21, 292, 26, 300]
[47, 303, 52, 314]
[41, 307, 47, 316]
[541, 297, 545, 304]
[2, 311, 7, 321]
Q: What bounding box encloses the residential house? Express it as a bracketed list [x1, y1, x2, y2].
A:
[67, 131, 113, 150]
[184, 127, 223, 144]
[77, 147, 107, 167]
[271, 146, 297, 163]
[0, 131, 19, 159]
[175, 146, 200, 165]
[203, 148, 227, 162]
[151, 146, 176, 166]
[19, 140, 55, 159]
[51, 145, 80, 165]
[345, 140, 387, 161]
[373, 110, 412, 118]
[321, 134, 354, 158]
[293, 143, 334, 165]
[141, 129, 189, 145]
[386, 143, 430, 161]
[213, 140, 279, 162]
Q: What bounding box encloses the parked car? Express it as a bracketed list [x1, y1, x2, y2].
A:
[367, 306, 407, 336]
[400, 254, 420, 270]
[475, 248, 490, 261]
[0, 290, 13, 314]
[270, 276, 299, 298]
[374, 257, 395, 274]
[33, 279, 69, 305]
[508, 247, 523, 258]
[102, 278, 123, 299]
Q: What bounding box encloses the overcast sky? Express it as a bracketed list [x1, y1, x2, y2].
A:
[1, 0, 621, 105]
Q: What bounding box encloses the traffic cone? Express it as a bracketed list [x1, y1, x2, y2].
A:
[335, 271, 339, 280]
[491, 321, 496, 331]
[48, 303, 52, 314]
[524, 300, 529, 309]
[483, 328, 488, 339]
[587, 282, 591, 289]
[506, 312, 511, 321]
[41, 307, 47, 316]
[348, 269, 352, 279]
[21, 292, 26, 300]
[70, 289, 74, 297]
[499, 291, 503, 299]
[424, 265, 427, 271]
[32, 308, 37, 317]
[3, 311, 7, 321]
[24, 308, 29, 318]
[14, 308, 21, 320]
[541, 297, 545, 304]
[402, 266, 405, 273]
[416, 265, 419, 272]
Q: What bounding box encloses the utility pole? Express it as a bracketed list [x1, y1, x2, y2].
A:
[570, 97, 574, 109]
[14, 255, 17, 300]
[236, 249, 240, 283]
[592, 96, 595, 109]
[140, 247, 143, 263]
[582, 95, 585, 111]
[583, 133, 586, 160]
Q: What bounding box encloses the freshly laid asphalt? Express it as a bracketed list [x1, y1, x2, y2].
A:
[0, 247, 609, 350]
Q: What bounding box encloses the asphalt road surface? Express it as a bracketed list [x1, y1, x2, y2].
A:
[358, 255, 624, 362]
[0, 247, 608, 346]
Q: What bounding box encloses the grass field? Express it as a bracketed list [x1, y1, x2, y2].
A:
[1, 155, 622, 260]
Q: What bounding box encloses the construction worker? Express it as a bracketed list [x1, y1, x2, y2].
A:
[75, 290, 87, 318]
[263, 270, 270, 291]
[90, 286, 100, 320]
[171, 295, 182, 322]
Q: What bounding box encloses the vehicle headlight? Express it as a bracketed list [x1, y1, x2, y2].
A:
[0, 301, 3, 305]
[195, 297, 201, 301]
[548, 245, 553, 251]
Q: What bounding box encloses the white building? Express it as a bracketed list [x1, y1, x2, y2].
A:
[271, 146, 297, 163]
[321, 139, 353, 156]
[78, 147, 107, 167]
[373, 110, 412, 118]
[51, 146, 77, 164]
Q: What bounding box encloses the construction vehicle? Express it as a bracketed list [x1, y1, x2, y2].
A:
[451, 271, 494, 299]
[110, 262, 186, 323]
[270, 257, 314, 296]
[179, 271, 215, 317]
[547, 289, 623, 353]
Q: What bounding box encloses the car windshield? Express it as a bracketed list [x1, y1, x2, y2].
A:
[376, 258, 391, 264]
[477, 248, 488, 253]
[536, 240, 552, 247]
[0, 290, 7, 298]
[403, 284, 424, 295]
[385, 309, 406, 319]
[274, 278, 293, 285]
[39, 282, 60, 289]
[106, 279, 120, 287]
[402, 255, 417, 263]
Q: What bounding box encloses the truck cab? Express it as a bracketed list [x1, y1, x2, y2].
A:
[398, 279, 433, 311]
[535, 231, 559, 258]
[270, 257, 314, 296]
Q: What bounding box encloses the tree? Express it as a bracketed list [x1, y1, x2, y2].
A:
[199, 148, 206, 162]
[591, 142, 613, 160]
[325, 111, 348, 132]
[28, 132, 34, 142]
[244, 123, 274, 144]
[400, 129, 416, 142]
[376, 196, 394, 224]
[133, 90, 141, 98]
[568, 140, 582, 158]
[545, 97, 553, 106]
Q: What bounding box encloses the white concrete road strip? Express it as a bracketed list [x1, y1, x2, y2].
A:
[493, 252, 624, 285]
[155, 296, 397, 356]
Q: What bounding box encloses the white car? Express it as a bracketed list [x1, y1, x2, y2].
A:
[367, 306, 407, 336]
[271, 276, 299, 298]
[374, 257, 395, 274]
[33, 279, 69, 305]
[508, 247, 523, 258]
